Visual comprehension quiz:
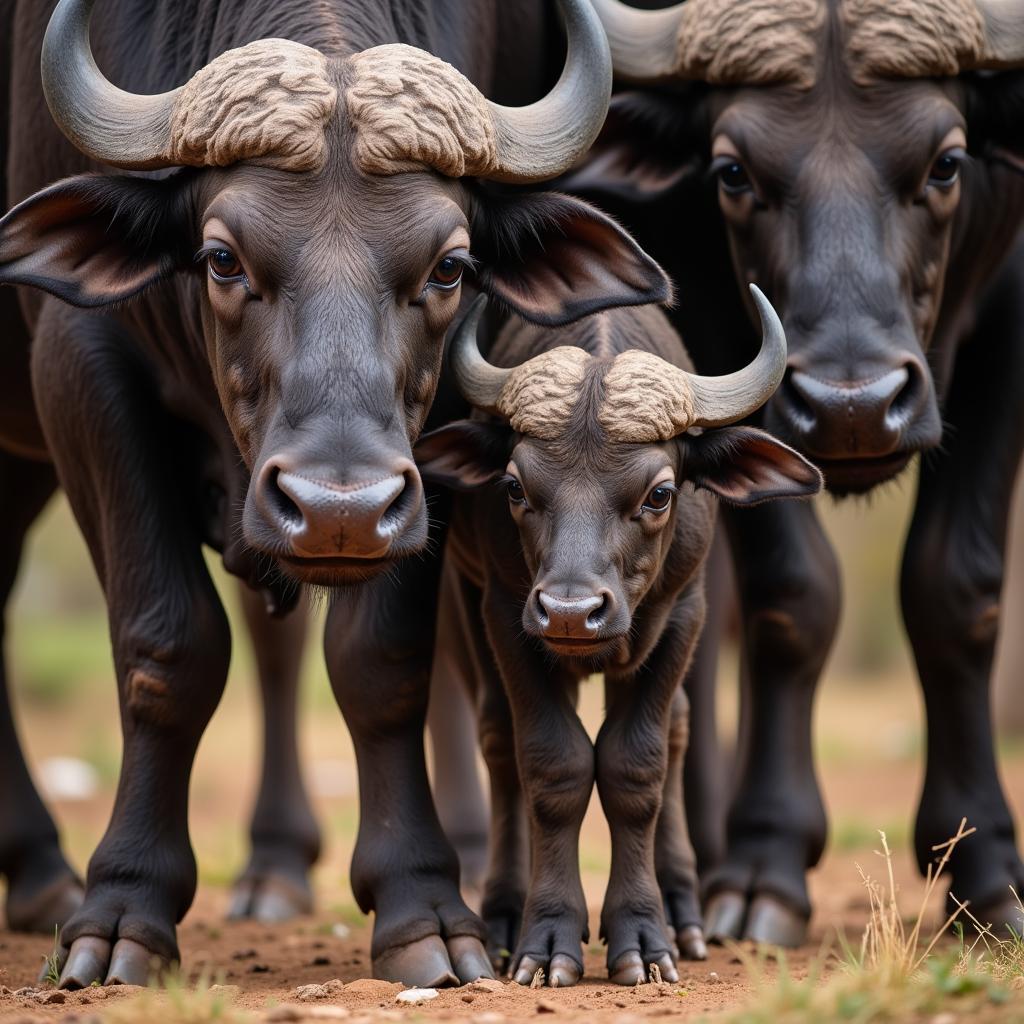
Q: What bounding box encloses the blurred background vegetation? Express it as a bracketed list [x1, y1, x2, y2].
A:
[4, 462, 1023, 920]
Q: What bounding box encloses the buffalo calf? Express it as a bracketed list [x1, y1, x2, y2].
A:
[417, 290, 821, 986]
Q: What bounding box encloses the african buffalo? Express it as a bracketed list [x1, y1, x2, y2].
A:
[0, 0, 670, 988]
[417, 290, 820, 985]
[561, 0, 1024, 945]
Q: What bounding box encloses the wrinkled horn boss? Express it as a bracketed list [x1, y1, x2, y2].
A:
[590, 0, 1024, 87]
[450, 287, 789, 443]
[41, 0, 611, 183]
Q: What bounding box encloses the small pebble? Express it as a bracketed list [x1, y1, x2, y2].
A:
[535, 999, 557, 1014]
[250, 963, 271, 974]
[232, 948, 259, 960]
[469, 978, 504, 993]
[311, 956, 331, 966]
[395, 988, 439, 1006]
[461, 994, 475, 1003]
[707, 971, 720, 984]
[37, 991, 66, 1005]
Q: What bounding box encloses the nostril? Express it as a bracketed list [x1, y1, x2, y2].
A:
[534, 590, 550, 628]
[379, 468, 421, 535]
[886, 363, 923, 425]
[586, 592, 610, 630]
[780, 370, 817, 433]
[263, 465, 303, 528]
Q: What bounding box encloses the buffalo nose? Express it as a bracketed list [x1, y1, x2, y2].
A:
[779, 364, 925, 458]
[257, 460, 423, 560]
[533, 590, 611, 640]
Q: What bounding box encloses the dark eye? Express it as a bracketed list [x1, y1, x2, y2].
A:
[928, 151, 962, 188]
[507, 477, 527, 505]
[642, 485, 674, 513]
[429, 255, 465, 290]
[717, 161, 751, 195]
[208, 248, 243, 281]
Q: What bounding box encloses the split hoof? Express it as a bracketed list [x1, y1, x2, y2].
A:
[744, 894, 807, 948]
[704, 891, 746, 944]
[513, 952, 582, 987]
[676, 925, 708, 961]
[374, 935, 468, 989]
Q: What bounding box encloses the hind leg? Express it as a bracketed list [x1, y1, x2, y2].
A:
[228, 585, 320, 922]
[0, 449, 84, 933]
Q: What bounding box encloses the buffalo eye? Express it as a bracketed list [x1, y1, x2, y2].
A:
[429, 255, 465, 290]
[208, 248, 244, 281]
[713, 158, 752, 195]
[928, 149, 963, 189]
[506, 477, 527, 506]
[642, 485, 675, 514]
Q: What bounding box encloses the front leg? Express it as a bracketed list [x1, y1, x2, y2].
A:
[229, 585, 320, 923]
[704, 498, 840, 947]
[32, 309, 231, 988]
[325, 535, 492, 989]
[484, 585, 594, 989]
[597, 593, 705, 986]
[901, 259, 1024, 934]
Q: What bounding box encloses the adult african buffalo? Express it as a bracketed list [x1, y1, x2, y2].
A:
[0, 0, 670, 988]
[560, 0, 1024, 946]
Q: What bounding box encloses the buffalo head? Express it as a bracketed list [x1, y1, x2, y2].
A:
[417, 290, 820, 659]
[571, 0, 1024, 493]
[0, 0, 669, 583]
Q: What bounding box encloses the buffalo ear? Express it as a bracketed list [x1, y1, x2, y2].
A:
[414, 420, 513, 491]
[683, 426, 823, 506]
[0, 172, 195, 308]
[472, 189, 671, 326]
[559, 91, 706, 204]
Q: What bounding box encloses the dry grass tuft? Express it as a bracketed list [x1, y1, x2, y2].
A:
[719, 819, 1022, 1023]
[102, 969, 254, 1024]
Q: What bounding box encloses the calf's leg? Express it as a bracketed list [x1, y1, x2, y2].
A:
[901, 260, 1024, 935]
[229, 585, 320, 922]
[0, 450, 84, 933]
[599, 597, 705, 985]
[326, 537, 492, 988]
[32, 310, 231, 987]
[704, 500, 840, 947]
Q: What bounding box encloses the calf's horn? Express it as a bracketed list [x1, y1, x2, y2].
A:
[589, 0, 688, 82]
[683, 284, 787, 428]
[449, 296, 511, 415]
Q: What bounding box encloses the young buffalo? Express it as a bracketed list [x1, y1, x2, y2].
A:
[416, 290, 821, 987]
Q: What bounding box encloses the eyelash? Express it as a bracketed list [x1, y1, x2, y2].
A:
[194, 243, 250, 288]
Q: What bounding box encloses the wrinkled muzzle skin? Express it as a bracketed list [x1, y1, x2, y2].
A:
[708, 77, 961, 493]
[195, 156, 468, 583]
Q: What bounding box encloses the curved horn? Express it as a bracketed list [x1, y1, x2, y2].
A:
[589, 0, 688, 82]
[486, 0, 614, 183]
[969, 0, 1024, 68]
[449, 296, 512, 414]
[41, 0, 181, 169]
[686, 285, 788, 428]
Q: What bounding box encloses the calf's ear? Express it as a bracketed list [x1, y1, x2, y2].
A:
[0, 172, 195, 308]
[414, 420, 512, 491]
[683, 426, 823, 506]
[472, 189, 672, 326]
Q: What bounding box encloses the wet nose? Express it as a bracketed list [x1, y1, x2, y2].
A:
[778, 363, 927, 458]
[256, 459, 423, 560]
[532, 590, 612, 640]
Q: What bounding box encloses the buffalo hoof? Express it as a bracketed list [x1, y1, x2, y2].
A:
[608, 949, 678, 987]
[227, 873, 313, 923]
[676, 924, 708, 961]
[513, 952, 581, 988]
[50, 935, 169, 989]
[7, 874, 84, 934]
[705, 891, 807, 948]
[973, 894, 1024, 939]
[375, 934, 493, 988]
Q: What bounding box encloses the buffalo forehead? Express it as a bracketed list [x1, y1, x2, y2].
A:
[670, 0, 986, 87]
